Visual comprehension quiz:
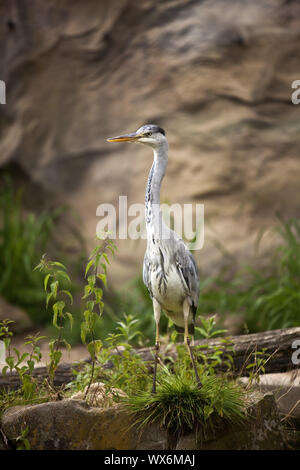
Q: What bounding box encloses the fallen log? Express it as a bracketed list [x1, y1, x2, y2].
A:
[0, 326, 299, 390]
[194, 326, 300, 376]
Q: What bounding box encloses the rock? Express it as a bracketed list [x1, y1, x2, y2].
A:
[0, 297, 33, 334]
[176, 392, 287, 450]
[1, 399, 168, 450]
[71, 382, 127, 408]
[241, 371, 300, 423]
[0, 430, 13, 450]
[1, 392, 286, 450]
[1, 1, 300, 284]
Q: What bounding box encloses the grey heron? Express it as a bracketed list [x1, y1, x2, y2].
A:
[107, 124, 202, 393]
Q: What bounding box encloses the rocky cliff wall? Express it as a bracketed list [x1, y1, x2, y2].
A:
[1, 0, 300, 284]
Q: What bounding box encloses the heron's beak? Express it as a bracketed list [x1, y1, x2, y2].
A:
[106, 132, 141, 143]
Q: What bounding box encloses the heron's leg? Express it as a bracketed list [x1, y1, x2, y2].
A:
[191, 318, 195, 346]
[152, 298, 161, 394]
[183, 299, 202, 388]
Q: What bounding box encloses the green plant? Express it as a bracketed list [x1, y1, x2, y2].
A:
[80, 236, 116, 396]
[0, 177, 63, 323]
[242, 347, 272, 387]
[195, 315, 227, 339]
[197, 218, 300, 332]
[0, 319, 14, 362]
[245, 218, 300, 330]
[34, 256, 74, 387]
[107, 277, 163, 345]
[114, 313, 143, 345]
[124, 366, 246, 439]
[69, 313, 150, 397]
[192, 315, 234, 375]
[103, 342, 150, 395]
[14, 426, 31, 450]
[0, 237, 258, 450]
[0, 319, 47, 400]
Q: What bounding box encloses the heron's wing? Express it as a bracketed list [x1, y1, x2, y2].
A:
[173, 240, 200, 309]
[143, 251, 152, 297]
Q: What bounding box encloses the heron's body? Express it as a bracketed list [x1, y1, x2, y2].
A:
[142, 132, 199, 333]
[143, 226, 199, 328]
[107, 124, 202, 391]
[144, 239, 187, 318]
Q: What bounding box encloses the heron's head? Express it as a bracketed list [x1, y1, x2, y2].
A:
[107, 124, 167, 149]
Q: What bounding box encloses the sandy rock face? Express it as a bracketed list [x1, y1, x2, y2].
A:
[0, 297, 33, 334]
[1, 1, 300, 283]
[1, 399, 168, 450]
[0, 392, 287, 450]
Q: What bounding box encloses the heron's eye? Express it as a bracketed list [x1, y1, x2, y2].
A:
[144, 132, 152, 137]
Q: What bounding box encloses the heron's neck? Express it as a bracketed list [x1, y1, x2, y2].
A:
[145, 142, 168, 236]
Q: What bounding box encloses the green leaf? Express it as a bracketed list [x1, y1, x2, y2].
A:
[94, 339, 102, 354]
[48, 339, 55, 352]
[102, 253, 110, 265]
[87, 275, 96, 287]
[6, 356, 15, 369]
[87, 340, 102, 360]
[97, 273, 107, 288]
[61, 290, 73, 305]
[87, 300, 95, 313]
[44, 273, 51, 292]
[56, 270, 71, 284]
[51, 261, 67, 270]
[80, 322, 88, 344]
[98, 300, 104, 315]
[33, 261, 43, 271]
[62, 339, 71, 351]
[50, 281, 59, 300]
[12, 347, 20, 361]
[52, 350, 62, 365]
[27, 360, 35, 372]
[87, 341, 96, 360]
[52, 309, 58, 329]
[94, 287, 103, 303]
[107, 244, 115, 257]
[19, 352, 30, 364]
[46, 292, 53, 308]
[85, 259, 94, 277]
[82, 284, 91, 299]
[65, 312, 73, 330]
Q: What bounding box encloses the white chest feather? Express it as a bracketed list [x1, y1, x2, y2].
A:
[149, 255, 187, 315]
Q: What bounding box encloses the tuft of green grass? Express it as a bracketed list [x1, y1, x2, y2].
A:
[123, 367, 247, 437]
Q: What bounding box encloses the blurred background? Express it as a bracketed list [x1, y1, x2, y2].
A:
[0, 0, 300, 353]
